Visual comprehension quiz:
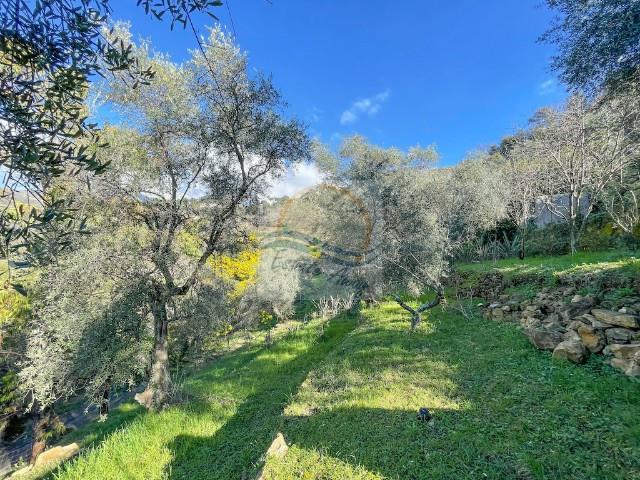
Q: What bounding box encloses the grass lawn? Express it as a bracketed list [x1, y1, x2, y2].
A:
[457, 250, 640, 281]
[31, 317, 357, 480]
[456, 250, 640, 305]
[262, 303, 639, 479]
[20, 252, 640, 479]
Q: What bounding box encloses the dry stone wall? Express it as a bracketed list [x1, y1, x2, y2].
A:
[484, 287, 640, 377]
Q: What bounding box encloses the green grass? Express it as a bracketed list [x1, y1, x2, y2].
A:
[262, 303, 639, 479]
[33, 317, 356, 480]
[457, 250, 639, 280]
[20, 252, 640, 479]
[457, 250, 640, 304]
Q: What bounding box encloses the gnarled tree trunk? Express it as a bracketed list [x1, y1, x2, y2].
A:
[148, 297, 171, 409]
[99, 378, 111, 416]
[30, 406, 53, 464]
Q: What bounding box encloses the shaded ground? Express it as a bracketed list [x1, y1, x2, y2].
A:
[36, 317, 356, 480]
[0, 387, 143, 478]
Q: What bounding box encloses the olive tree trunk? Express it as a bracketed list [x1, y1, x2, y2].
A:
[99, 378, 111, 416]
[149, 297, 171, 409]
[30, 406, 53, 463]
[394, 288, 444, 331]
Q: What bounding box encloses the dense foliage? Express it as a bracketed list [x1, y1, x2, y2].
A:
[17, 26, 309, 417]
[0, 0, 223, 259]
[543, 0, 640, 93]
[307, 136, 507, 327]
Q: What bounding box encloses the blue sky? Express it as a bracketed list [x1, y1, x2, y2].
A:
[108, 0, 566, 168]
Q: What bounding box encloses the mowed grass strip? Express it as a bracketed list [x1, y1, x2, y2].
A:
[457, 250, 639, 280]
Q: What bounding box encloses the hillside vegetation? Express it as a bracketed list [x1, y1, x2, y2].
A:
[17, 252, 639, 480]
[3, 3, 640, 479]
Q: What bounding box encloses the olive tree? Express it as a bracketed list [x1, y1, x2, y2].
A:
[18, 225, 153, 459]
[21, 27, 308, 416]
[19, 197, 238, 458]
[542, 0, 640, 94]
[253, 249, 301, 320]
[388, 154, 507, 326]
[83, 28, 308, 408]
[312, 137, 424, 313]
[380, 169, 450, 329]
[21, 236, 151, 407]
[237, 248, 301, 344]
[325, 137, 507, 329]
[0, 0, 223, 255]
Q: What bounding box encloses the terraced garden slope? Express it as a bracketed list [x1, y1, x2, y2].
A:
[17, 252, 640, 480]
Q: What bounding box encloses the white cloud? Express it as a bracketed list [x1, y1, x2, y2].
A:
[339, 90, 390, 125]
[538, 79, 557, 96]
[339, 110, 358, 125]
[267, 162, 324, 199]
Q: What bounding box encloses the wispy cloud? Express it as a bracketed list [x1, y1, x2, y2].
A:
[538, 79, 557, 96]
[340, 90, 390, 125]
[306, 106, 322, 123]
[329, 132, 343, 144]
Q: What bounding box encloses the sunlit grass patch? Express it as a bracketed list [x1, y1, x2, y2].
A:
[263, 300, 640, 479]
[458, 250, 638, 279]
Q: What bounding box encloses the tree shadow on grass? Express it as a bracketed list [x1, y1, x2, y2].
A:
[164, 317, 357, 480]
[277, 407, 470, 479]
[165, 305, 640, 480]
[163, 309, 523, 480]
[168, 406, 459, 480]
[30, 336, 268, 480]
[34, 402, 145, 480]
